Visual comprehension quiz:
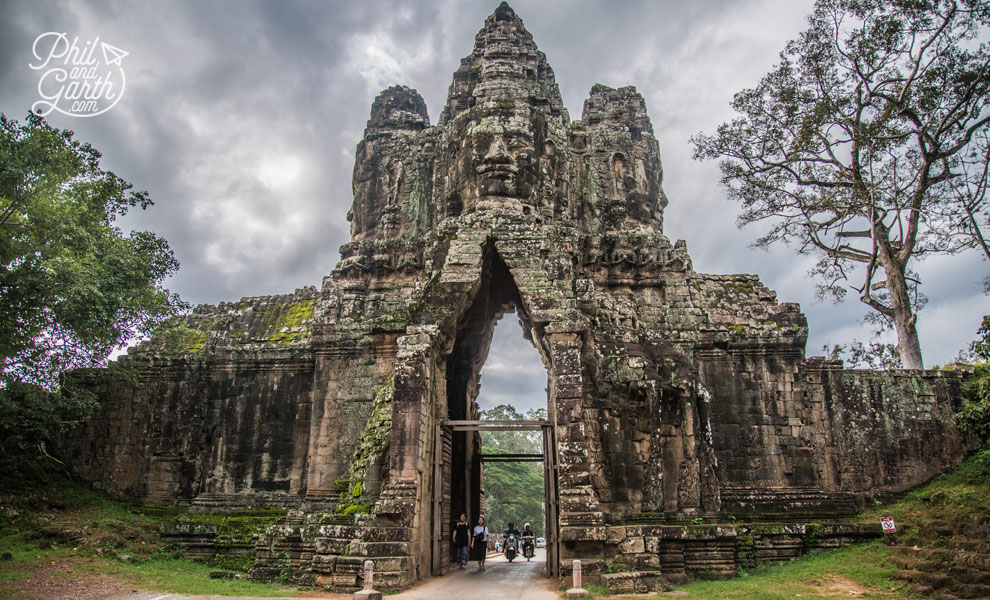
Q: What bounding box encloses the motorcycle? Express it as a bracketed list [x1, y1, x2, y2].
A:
[504, 534, 517, 562]
[521, 535, 535, 561]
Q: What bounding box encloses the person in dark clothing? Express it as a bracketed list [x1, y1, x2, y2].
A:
[504, 521, 521, 551]
[469, 516, 489, 571]
[452, 513, 470, 569]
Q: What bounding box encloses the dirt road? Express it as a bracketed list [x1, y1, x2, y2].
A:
[392, 549, 558, 600]
[111, 549, 558, 600]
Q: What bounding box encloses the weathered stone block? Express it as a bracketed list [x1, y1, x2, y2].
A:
[606, 526, 626, 545]
[619, 536, 645, 554]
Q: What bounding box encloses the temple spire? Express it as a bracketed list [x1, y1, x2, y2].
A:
[438, 2, 566, 125]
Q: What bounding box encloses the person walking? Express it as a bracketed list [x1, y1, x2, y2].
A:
[469, 515, 489, 571]
[452, 513, 470, 569]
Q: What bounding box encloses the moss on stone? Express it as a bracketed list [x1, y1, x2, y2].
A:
[159, 325, 208, 354]
[341, 503, 371, 515]
[264, 298, 318, 345]
[344, 375, 395, 502]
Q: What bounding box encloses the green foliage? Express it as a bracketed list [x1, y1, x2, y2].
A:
[677, 543, 901, 600]
[1, 113, 187, 387]
[973, 315, 990, 361]
[582, 584, 614, 598]
[952, 446, 990, 485]
[959, 364, 990, 442]
[345, 374, 394, 500]
[958, 316, 990, 442]
[0, 113, 186, 454]
[692, 0, 990, 369]
[262, 298, 317, 345]
[481, 448, 545, 537]
[480, 404, 547, 453]
[159, 325, 208, 354]
[0, 478, 300, 597]
[340, 503, 370, 515]
[480, 405, 547, 537]
[860, 447, 990, 524]
[0, 381, 98, 452]
[822, 340, 903, 370]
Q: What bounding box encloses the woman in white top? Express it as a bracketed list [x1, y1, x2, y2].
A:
[469, 516, 489, 571]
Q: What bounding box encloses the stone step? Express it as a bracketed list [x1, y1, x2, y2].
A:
[949, 581, 990, 599]
[947, 566, 990, 585]
[892, 547, 990, 570]
[894, 567, 990, 599]
[896, 569, 953, 589]
[601, 571, 664, 594]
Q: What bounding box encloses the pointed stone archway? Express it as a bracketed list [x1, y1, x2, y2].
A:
[383, 231, 602, 581]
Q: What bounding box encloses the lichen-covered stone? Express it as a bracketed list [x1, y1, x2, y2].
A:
[62, 2, 974, 590]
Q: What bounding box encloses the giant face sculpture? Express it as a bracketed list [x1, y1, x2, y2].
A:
[455, 108, 540, 206]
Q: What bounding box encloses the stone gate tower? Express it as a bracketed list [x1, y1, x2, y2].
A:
[66, 3, 971, 590]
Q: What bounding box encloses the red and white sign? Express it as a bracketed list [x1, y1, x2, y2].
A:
[880, 516, 897, 533]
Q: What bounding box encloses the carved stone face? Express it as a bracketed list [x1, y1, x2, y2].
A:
[460, 115, 538, 200]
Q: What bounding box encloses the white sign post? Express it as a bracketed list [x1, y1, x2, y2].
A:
[880, 516, 897, 545]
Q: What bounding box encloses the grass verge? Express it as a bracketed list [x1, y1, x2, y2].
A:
[0, 474, 308, 598]
[596, 448, 990, 599]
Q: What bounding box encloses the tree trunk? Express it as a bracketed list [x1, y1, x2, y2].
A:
[883, 261, 924, 369]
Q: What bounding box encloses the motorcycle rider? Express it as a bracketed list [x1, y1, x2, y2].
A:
[521, 522, 536, 559]
[504, 521, 521, 548]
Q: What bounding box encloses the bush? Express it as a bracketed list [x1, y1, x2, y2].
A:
[958, 316, 990, 443]
[0, 381, 98, 454]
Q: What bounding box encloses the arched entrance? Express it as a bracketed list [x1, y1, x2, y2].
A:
[433, 419, 559, 577]
[429, 244, 560, 578]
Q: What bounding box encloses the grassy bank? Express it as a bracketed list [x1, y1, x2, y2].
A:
[0, 473, 313, 598]
[599, 448, 990, 600]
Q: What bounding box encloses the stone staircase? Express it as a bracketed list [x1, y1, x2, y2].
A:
[251, 511, 413, 591]
[887, 515, 990, 599]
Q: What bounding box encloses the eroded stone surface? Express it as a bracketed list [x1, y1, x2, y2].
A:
[63, 2, 973, 591]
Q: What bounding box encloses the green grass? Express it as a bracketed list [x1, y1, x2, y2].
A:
[674, 542, 904, 599]
[0, 475, 305, 597]
[0, 547, 298, 597]
[597, 449, 990, 600]
[860, 446, 990, 524]
[74, 557, 298, 597]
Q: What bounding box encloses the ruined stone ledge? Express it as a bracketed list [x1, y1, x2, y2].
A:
[601, 571, 666, 594]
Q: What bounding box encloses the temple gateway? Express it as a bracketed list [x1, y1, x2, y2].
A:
[65, 3, 972, 592]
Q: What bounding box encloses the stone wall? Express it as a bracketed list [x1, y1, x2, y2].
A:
[594, 522, 880, 592]
[65, 289, 320, 507]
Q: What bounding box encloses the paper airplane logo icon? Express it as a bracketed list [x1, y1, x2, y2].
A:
[101, 42, 128, 66]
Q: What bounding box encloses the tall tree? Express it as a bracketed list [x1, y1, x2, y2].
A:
[1, 113, 185, 448]
[693, 0, 990, 369]
[480, 405, 546, 537]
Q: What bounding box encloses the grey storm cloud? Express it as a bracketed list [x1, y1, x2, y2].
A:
[477, 313, 548, 414]
[1, 0, 986, 382]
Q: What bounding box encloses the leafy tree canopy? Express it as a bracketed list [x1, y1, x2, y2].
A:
[480, 403, 547, 454]
[958, 315, 990, 443]
[693, 0, 990, 369]
[480, 404, 547, 537]
[1, 113, 185, 451]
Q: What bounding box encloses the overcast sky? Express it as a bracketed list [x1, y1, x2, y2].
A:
[2, 0, 986, 414]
